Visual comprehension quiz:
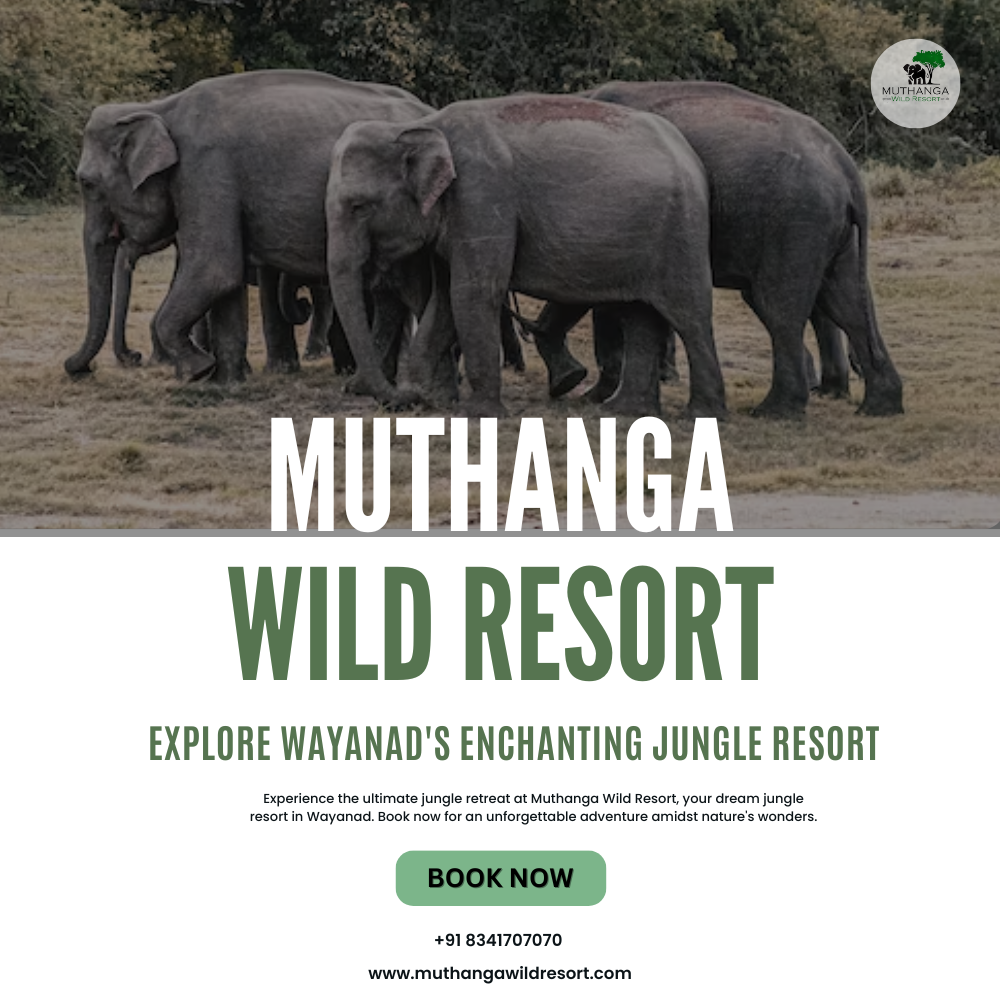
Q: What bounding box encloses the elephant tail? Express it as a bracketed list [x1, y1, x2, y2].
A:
[277, 272, 313, 326]
[845, 183, 888, 367]
[816, 158, 889, 369]
[504, 293, 540, 341]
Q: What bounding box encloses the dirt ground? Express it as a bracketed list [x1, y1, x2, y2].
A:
[1, 160, 999, 530]
[472, 491, 999, 531]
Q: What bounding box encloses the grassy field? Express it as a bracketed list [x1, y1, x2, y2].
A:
[1, 161, 999, 528]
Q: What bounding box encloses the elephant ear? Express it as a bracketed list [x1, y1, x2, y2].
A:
[113, 112, 178, 191]
[397, 127, 456, 217]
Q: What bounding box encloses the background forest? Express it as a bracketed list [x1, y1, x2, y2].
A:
[2, 0, 999, 200]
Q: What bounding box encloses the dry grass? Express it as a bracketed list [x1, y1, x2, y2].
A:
[1, 159, 999, 528]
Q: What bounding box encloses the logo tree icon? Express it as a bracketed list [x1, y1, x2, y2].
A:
[912, 49, 945, 84]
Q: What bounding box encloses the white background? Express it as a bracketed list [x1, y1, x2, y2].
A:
[1, 535, 996, 997]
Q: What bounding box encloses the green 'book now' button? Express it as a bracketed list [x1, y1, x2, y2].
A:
[396, 851, 606, 906]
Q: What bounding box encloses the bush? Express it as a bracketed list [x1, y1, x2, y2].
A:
[950, 156, 1000, 190]
[0, 0, 166, 199]
[148, 11, 234, 91]
[0, 68, 61, 200]
[866, 163, 910, 197]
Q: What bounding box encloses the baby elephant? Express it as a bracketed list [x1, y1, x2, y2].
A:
[325, 94, 725, 417]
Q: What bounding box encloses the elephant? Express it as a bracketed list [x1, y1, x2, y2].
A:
[275, 275, 356, 370]
[103, 240, 337, 372]
[529, 81, 902, 417]
[68, 70, 433, 387]
[248, 267, 349, 374]
[325, 94, 725, 418]
[109, 236, 181, 367]
[904, 64, 927, 85]
[280, 254, 526, 377]
[532, 300, 847, 402]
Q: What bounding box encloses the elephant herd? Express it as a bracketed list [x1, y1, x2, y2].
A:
[67, 70, 903, 420]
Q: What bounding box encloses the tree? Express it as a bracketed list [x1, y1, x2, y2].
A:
[940, 0, 1000, 152]
[912, 47, 945, 82]
[0, 0, 165, 198]
[876, 0, 1000, 153]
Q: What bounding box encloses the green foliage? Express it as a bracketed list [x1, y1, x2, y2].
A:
[708, 0, 918, 159]
[148, 11, 235, 90]
[317, 1, 451, 97]
[7, 0, 1000, 199]
[939, 0, 1000, 152]
[197, 0, 974, 164]
[0, 0, 165, 199]
[876, 0, 1000, 155]
[913, 48, 945, 68]
[0, 68, 58, 200]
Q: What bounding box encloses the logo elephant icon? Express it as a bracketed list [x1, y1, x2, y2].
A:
[903, 62, 927, 84]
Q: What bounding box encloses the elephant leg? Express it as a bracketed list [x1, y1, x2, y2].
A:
[804, 346, 820, 391]
[740, 285, 813, 418]
[653, 280, 726, 419]
[402, 259, 459, 407]
[371, 289, 410, 384]
[423, 264, 460, 406]
[815, 239, 903, 415]
[601, 303, 664, 416]
[660, 329, 679, 383]
[329, 313, 356, 375]
[208, 285, 249, 385]
[152, 252, 242, 381]
[302, 284, 353, 372]
[811, 308, 850, 398]
[303, 286, 332, 360]
[149, 314, 214, 366]
[500, 305, 525, 371]
[529, 301, 589, 397]
[259, 266, 300, 374]
[190, 316, 211, 354]
[147, 320, 170, 365]
[450, 278, 506, 418]
[193, 312, 246, 372]
[111, 247, 143, 367]
[376, 255, 432, 396]
[426, 341, 460, 406]
[584, 305, 623, 403]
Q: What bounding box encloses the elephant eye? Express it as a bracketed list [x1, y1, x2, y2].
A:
[350, 201, 374, 217]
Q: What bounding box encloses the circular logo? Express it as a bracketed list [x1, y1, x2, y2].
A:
[871, 38, 960, 128]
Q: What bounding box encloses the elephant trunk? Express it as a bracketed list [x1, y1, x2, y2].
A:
[329, 261, 397, 404]
[111, 246, 132, 359]
[65, 207, 119, 374]
[110, 245, 146, 366]
[277, 271, 313, 326]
